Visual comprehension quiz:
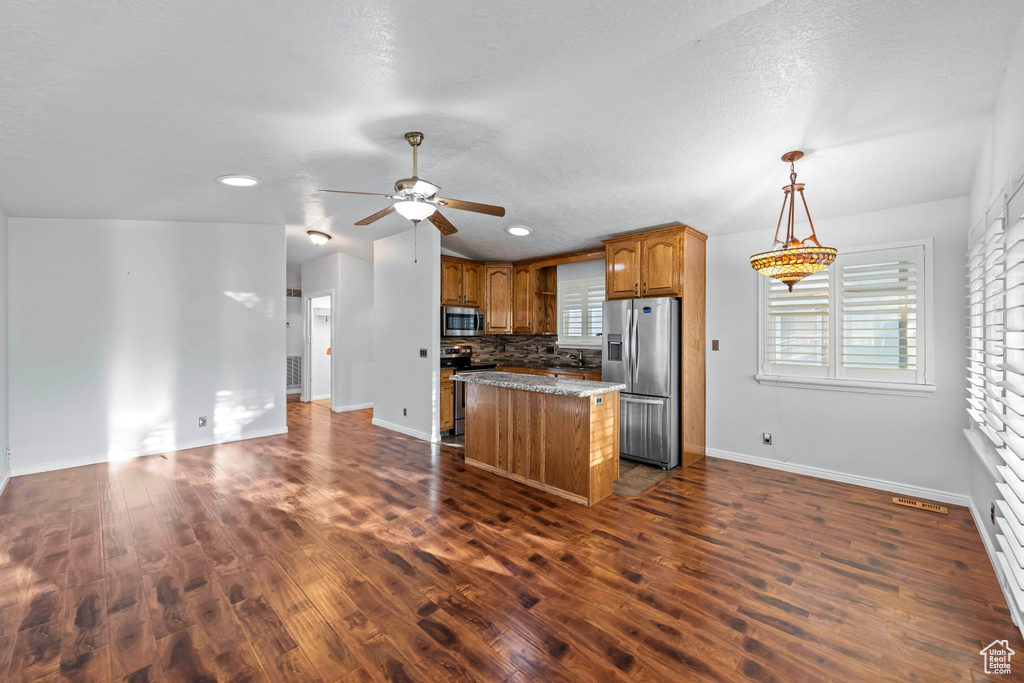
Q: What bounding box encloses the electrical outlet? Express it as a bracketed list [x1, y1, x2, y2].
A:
[199, 416, 208, 427]
[762, 432, 772, 445]
[403, 408, 407, 417]
[5, 447, 9, 467]
[420, 349, 428, 358]
[712, 339, 720, 351]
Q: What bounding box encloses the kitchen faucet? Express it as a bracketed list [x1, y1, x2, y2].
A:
[565, 350, 584, 368]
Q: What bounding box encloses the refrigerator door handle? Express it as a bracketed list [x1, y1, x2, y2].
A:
[632, 302, 640, 383]
[626, 305, 633, 385]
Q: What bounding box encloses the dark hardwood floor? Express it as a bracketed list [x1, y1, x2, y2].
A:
[0, 401, 1018, 681]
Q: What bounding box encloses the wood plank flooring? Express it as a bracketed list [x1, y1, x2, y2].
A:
[0, 402, 1018, 681]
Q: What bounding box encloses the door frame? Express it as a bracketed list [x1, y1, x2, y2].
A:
[302, 289, 335, 405]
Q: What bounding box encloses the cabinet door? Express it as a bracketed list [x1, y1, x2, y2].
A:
[441, 259, 464, 305]
[439, 381, 454, 431]
[512, 265, 534, 333]
[605, 239, 641, 300]
[640, 232, 682, 297]
[462, 262, 485, 308]
[484, 265, 513, 334]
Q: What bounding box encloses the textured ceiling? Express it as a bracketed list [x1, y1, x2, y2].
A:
[0, 1, 1021, 267]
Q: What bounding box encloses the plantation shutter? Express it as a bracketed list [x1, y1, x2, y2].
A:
[990, 178, 1024, 615]
[764, 271, 830, 377]
[839, 246, 924, 383]
[558, 277, 604, 347]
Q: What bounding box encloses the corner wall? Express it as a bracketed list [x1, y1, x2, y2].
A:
[300, 251, 374, 412]
[707, 197, 969, 503]
[372, 224, 441, 441]
[8, 218, 288, 474]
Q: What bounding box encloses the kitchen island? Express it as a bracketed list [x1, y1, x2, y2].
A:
[452, 371, 626, 506]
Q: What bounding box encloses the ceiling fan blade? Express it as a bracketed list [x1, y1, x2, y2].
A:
[428, 211, 458, 236]
[435, 197, 506, 217]
[319, 189, 394, 197]
[354, 204, 396, 226]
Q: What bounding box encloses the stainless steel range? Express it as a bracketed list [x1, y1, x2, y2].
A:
[441, 346, 496, 435]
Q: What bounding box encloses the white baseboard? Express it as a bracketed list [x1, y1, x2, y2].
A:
[10, 425, 289, 477]
[706, 447, 970, 507]
[333, 402, 373, 413]
[286, 388, 301, 395]
[311, 393, 331, 401]
[969, 498, 1024, 633]
[371, 417, 439, 443]
[0, 470, 9, 498]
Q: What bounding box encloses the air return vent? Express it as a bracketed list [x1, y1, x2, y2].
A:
[286, 356, 302, 390]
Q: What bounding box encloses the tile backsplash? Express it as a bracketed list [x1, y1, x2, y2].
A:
[443, 335, 602, 371]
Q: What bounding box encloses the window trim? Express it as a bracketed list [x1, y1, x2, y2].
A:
[756, 238, 936, 395]
[555, 276, 604, 349]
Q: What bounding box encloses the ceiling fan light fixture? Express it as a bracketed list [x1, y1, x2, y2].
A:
[411, 179, 441, 197]
[394, 200, 437, 222]
[307, 230, 331, 246]
[216, 175, 261, 187]
[506, 225, 531, 236]
[750, 151, 837, 291]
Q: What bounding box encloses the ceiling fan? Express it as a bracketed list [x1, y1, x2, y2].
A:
[318, 132, 506, 236]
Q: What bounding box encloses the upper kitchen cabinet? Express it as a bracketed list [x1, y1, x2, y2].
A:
[440, 256, 484, 307]
[603, 225, 707, 300]
[605, 239, 641, 299]
[483, 263, 513, 334]
[512, 264, 556, 334]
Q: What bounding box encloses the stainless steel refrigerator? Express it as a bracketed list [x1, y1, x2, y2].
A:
[602, 297, 681, 469]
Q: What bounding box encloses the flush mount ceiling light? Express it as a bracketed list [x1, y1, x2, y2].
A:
[307, 230, 331, 246]
[216, 175, 262, 187]
[394, 198, 437, 222]
[506, 225, 531, 236]
[750, 151, 837, 291]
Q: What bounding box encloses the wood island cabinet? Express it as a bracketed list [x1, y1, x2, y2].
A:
[483, 264, 513, 334]
[440, 256, 484, 307]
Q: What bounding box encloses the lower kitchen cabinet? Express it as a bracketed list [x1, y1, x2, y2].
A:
[440, 369, 454, 431]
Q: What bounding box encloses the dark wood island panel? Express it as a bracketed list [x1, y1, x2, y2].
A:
[464, 383, 619, 505]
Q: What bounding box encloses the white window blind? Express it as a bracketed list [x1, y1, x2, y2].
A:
[974, 178, 1024, 618]
[557, 277, 604, 348]
[760, 242, 931, 389]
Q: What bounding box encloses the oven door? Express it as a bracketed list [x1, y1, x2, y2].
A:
[442, 306, 483, 336]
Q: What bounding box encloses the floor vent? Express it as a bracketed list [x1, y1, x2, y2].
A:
[892, 496, 948, 515]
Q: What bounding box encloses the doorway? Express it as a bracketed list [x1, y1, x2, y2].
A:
[304, 293, 332, 407]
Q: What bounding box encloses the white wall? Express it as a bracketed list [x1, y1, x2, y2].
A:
[557, 258, 605, 281]
[310, 296, 332, 399]
[372, 224, 441, 441]
[8, 218, 287, 475]
[707, 197, 969, 503]
[0, 205, 9, 493]
[285, 297, 304, 357]
[301, 251, 374, 412]
[968, 18, 1024, 572]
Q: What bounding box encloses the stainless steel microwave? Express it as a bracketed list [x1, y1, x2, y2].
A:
[442, 306, 484, 336]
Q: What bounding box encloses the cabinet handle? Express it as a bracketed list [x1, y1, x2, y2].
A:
[634, 283, 638, 295]
[643, 282, 647, 295]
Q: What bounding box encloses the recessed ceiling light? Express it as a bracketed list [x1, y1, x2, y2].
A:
[506, 225, 531, 237]
[216, 175, 262, 187]
[307, 230, 331, 246]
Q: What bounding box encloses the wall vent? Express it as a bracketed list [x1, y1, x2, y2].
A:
[286, 288, 302, 298]
[286, 355, 302, 389]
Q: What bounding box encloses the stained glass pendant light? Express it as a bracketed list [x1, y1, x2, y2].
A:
[750, 151, 837, 291]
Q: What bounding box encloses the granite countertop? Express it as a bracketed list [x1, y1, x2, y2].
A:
[451, 371, 626, 397]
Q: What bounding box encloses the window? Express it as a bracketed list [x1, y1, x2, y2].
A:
[757, 240, 934, 394]
[557, 276, 604, 348]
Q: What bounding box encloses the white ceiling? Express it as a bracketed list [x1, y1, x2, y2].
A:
[0, 1, 1021, 268]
